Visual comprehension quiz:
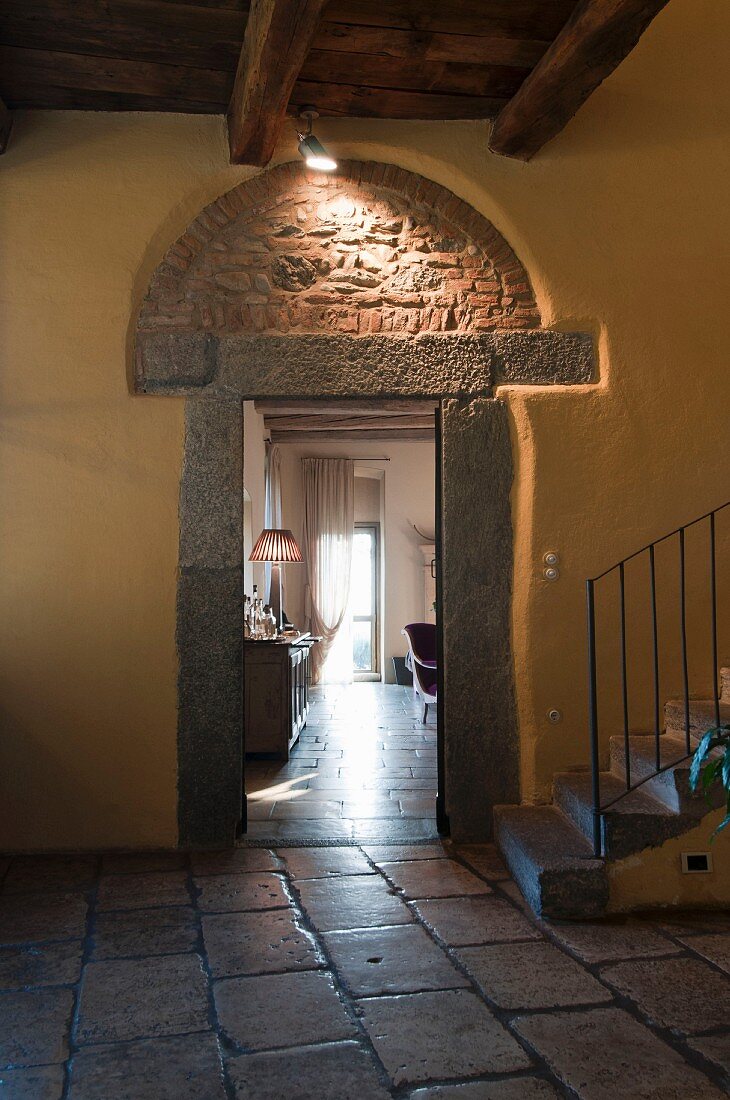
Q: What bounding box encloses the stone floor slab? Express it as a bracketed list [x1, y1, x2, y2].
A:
[409, 1078, 562, 1099]
[277, 847, 375, 879]
[0, 988, 73, 1066]
[653, 910, 730, 936]
[686, 1032, 730, 1077]
[360, 989, 531, 1085]
[351, 818, 438, 840]
[414, 896, 541, 947]
[270, 801, 343, 820]
[92, 907, 198, 959]
[0, 1064, 65, 1099]
[0, 893, 88, 946]
[191, 848, 279, 876]
[245, 821, 353, 842]
[226, 1040, 391, 1099]
[101, 852, 188, 876]
[363, 843, 452, 863]
[341, 800, 403, 819]
[0, 940, 83, 989]
[457, 942, 612, 1010]
[76, 954, 209, 1044]
[202, 908, 322, 978]
[547, 917, 681, 963]
[195, 871, 289, 913]
[296, 874, 412, 932]
[677, 932, 730, 973]
[322, 924, 469, 996]
[2, 856, 98, 895]
[96, 872, 190, 911]
[601, 956, 730, 1034]
[514, 1006, 725, 1099]
[380, 859, 490, 900]
[214, 970, 355, 1050]
[399, 796, 438, 817]
[453, 844, 511, 881]
[68, 1033, 226, 1098]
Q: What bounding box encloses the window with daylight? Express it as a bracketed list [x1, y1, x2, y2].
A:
[350, 524, 379, 678]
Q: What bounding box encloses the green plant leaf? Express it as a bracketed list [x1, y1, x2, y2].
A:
[690, 730, 717, 789]
[703, 758, 722, 788]
[723, 744, 730, 789]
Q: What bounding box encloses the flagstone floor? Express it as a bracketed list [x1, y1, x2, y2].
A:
[245, 683, 440, 843]
[0, 841, 729, 1098]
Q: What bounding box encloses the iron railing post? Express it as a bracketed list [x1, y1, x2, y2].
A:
[619, 562, 630, 789]
[649, 544, 661, 770]
[679, 528, 691, 754]
[710, 512, 720, 729]
[586, 579, 601, 857]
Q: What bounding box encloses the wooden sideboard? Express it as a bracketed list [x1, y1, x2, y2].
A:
[244, 635, 316, 760]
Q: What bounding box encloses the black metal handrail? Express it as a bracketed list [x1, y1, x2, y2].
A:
[586, 500, 728, 857]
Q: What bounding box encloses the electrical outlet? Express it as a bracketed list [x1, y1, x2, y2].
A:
[681, 852, 713, 874]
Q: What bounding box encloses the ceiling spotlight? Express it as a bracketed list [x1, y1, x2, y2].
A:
[297, 108, 337, 172]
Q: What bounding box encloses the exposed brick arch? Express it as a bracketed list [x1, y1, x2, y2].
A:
[138, 160, 540, 342]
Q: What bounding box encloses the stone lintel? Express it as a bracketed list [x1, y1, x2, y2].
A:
[493, 330, 595, 386]
[135, 331, 594, 399]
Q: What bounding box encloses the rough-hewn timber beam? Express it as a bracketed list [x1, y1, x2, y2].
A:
[488, 0, 669, 160]
[254, 399, 437, 416]
[228, 0, 329, 166]
[263, 414, 435, 432]
[0, 98, 12, 154]
[270, 428, 434, 443]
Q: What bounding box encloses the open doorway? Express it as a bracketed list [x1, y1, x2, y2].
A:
[242, 399, 440, 843]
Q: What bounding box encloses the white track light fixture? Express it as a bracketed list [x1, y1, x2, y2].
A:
[296, 108, 337, 171]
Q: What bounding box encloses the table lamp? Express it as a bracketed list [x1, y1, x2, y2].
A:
[249, 528, 303, 631]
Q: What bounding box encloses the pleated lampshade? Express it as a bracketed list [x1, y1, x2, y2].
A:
[249, 528, 303, 564]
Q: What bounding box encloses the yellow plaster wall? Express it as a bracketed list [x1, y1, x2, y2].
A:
[1, 1, 728, 848]
[608, 811, 730, 913]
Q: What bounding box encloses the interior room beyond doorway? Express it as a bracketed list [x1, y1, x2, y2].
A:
[243, 400, 438, 842]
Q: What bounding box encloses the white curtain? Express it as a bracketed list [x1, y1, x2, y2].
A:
[302, 458, 354, 685]
[264, 444, 282, 603]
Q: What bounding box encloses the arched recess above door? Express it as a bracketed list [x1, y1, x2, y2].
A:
[137, 160, 540, 347]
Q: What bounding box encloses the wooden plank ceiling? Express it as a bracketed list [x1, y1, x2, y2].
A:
[255, 399, 436, 442]
[0, 2, 669, 160]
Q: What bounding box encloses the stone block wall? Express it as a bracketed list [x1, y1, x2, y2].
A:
[138, 161, 540, 341]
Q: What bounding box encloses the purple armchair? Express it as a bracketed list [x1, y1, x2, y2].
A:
[401, 623, 437, 723]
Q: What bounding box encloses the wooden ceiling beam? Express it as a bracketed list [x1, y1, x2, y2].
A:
[264, 414, 435, 432]
[270, 428, 434, 443]
[254, 399, 437, 416]
[290, 81, 507, 120]
[312, 24, 550, 69]
[488, 0, 670, 160]
[227, 0, 329, 166]
[0, 98, 11, 154]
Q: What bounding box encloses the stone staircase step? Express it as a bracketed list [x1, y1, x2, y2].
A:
[664, 696, 730, 739]
[552, 770, 702, 861]
[494, 805, 607, 920]
[609, 732, 724, 814]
